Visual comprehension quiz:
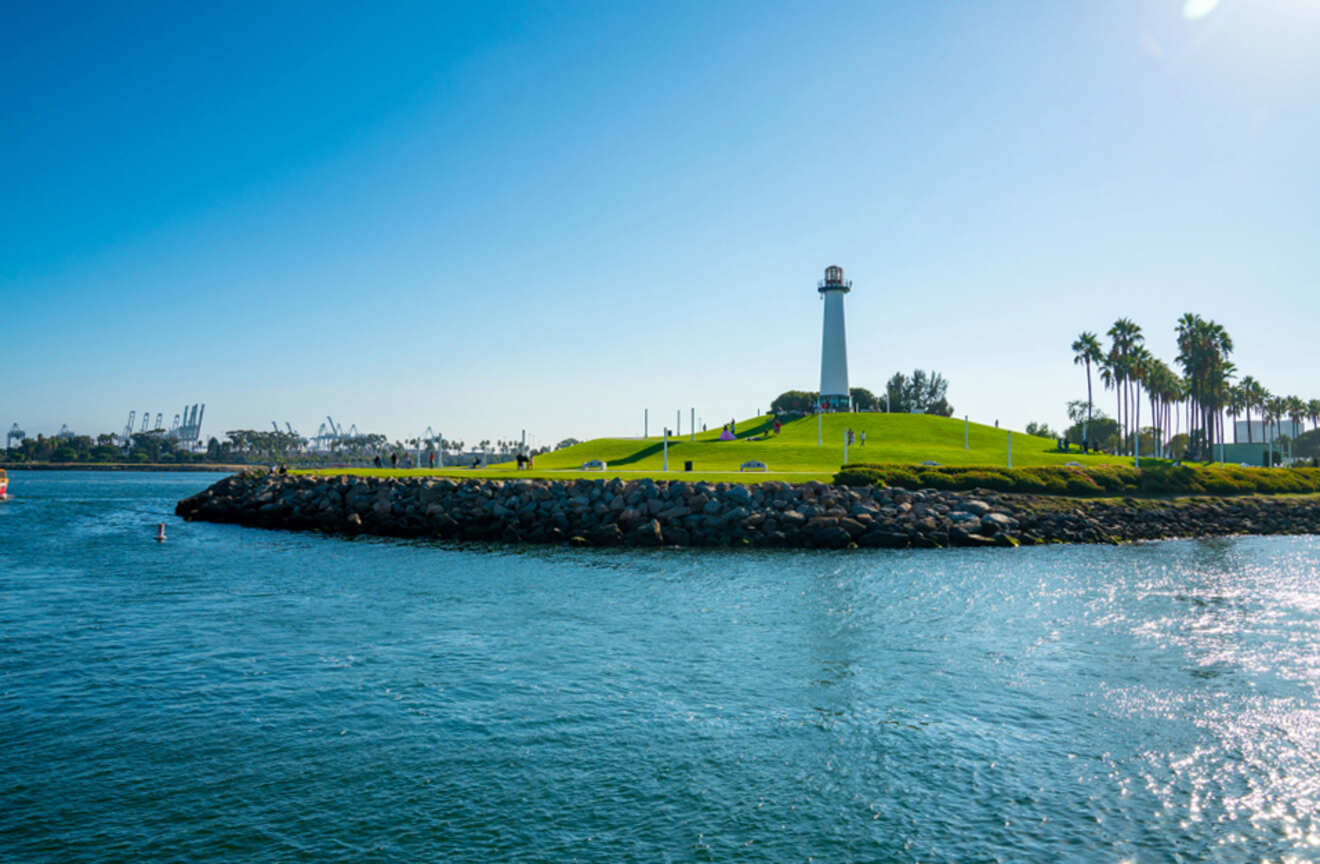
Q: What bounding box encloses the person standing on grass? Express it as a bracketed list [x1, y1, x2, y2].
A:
[861, 430, 866, 446]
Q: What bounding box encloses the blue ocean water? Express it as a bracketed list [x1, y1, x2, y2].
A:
[2, 472, 1320, 862]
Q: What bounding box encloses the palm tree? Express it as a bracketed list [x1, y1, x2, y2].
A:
[1175, 314, 1233, 460]
[1309, 399, 1320, 432]
[1287, 396, 1306, 441]
[1239, 375, 1260, 442]
[1107, 318, 1144, 455]
[1098, 356, 1116, 453]
[1262, 394, 1285, 464]
[1072, 331, 1103, 448]
[1226, 383, 1246, 444]
[1129, 345, 1153, 460]
[1143, 357, 1180, 458]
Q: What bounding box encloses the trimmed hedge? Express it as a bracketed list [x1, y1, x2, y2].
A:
[833, 462, 1320, 497]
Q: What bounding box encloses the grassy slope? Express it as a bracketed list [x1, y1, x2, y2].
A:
[297, 413, 1120, 483]
[535, 413, 1114, 471]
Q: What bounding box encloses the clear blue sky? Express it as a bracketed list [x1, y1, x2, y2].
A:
[4, 0, 1317, 447]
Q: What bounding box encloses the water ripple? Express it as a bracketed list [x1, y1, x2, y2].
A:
[2, 473, 1319, 862]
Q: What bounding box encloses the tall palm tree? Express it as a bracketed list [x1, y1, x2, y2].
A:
[1263, 394, 1289, 464]
[1287, 396, 1307, 441]
[1107, 318, 1144, 455]
[1129, 345, 1153, 460]
[1239, 375, 1260, 442]
[1227, 383, 1247, 444]
[1175, 314, 1234, 460]
[1072, 331, 1103, 448]
[1309, 399, 1320, 432]
[1145, 358, 1181, 458]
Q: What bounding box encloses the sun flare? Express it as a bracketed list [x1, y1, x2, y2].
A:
[1183, 0, 1221, 20]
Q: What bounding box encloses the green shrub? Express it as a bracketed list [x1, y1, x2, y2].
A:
[831, 462, 1320, 497]
[834, 468, 882, 487]
[881, 469, 922, 489]
[957, 470, 1015, 491]
[917, 471, 955, 490]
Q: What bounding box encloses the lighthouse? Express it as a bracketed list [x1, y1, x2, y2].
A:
[818, 265, 851, 412]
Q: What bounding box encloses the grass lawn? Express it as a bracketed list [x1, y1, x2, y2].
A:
[295, 413, 1124, 483]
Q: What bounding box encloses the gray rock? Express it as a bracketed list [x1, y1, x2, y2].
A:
[632, 519, 663, 546]
[981, 513, 1018, 534]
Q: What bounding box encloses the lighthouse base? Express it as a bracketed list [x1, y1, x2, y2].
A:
[818, 394, 852, 413]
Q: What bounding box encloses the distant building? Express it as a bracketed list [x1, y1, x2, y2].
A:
[818, 265, 851, 412]
[1234, 420, 1303, 443]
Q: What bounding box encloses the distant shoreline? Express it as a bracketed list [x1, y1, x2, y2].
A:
[0, 462, 247, 473]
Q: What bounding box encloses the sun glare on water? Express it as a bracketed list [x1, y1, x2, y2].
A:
[1183, 0, 1221, 20]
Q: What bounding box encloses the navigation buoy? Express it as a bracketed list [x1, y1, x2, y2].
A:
[155, 523, 166, 542]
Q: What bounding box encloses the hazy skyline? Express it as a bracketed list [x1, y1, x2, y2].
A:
[4, 1, 1317, 447]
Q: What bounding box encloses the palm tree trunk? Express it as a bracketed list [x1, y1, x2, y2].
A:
[1135, 382, 1142, 460]
[1085, 361, 1093, 448]
[1115, 387, 1121, 453]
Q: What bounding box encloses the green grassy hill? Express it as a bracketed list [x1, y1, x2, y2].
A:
[537, 413, 1111, 474]
[302, 413, 1121, 483]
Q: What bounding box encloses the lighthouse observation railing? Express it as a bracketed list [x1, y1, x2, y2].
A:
[817, 279, 853, 292]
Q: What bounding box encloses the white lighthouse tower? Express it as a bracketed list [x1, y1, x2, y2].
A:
[818, 265, 851, 412]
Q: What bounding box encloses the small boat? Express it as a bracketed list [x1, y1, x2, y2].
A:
[0, 469, 7, 499]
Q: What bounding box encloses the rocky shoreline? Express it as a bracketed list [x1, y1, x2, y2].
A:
[175, 472, 1320, 548]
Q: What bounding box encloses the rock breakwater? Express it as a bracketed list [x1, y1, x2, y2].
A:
[175, 473, 1320, 548]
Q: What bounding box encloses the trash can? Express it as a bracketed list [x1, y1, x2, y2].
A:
[684, 461, 693, 472]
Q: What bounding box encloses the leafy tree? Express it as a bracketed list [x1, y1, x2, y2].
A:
[1064, 417, 1120, 452]
[849, 387, 879, 411]
[1295, 429, 1320, 461]
[1025, 421, 1056, 439]
[884, 370, 954, 416]
[770, 390, 818, 413]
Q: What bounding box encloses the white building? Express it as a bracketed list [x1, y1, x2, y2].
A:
[818, 265, 851, 411]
